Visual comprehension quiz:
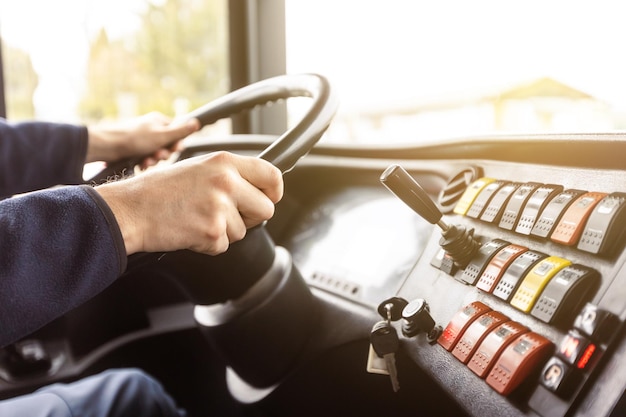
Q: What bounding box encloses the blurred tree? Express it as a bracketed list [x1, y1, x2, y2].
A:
[2, 42, 37, 120]
[80, 29, 137, 120]
[79, 0, 228, 121]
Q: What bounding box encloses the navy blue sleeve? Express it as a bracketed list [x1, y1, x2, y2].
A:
[0, 119, 88, 199]
[0, 185, 127, 347]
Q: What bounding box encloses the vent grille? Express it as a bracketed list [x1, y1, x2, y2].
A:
[438, 166, 483, 213]
[309, 271, 361, 297]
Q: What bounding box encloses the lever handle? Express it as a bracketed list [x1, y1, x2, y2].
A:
[380, 164, 449, 231]
[380, 164, 480, 268]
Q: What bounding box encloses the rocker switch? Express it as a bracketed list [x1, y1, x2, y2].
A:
[437, 301, 492, 351]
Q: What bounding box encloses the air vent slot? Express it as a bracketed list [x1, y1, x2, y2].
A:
[309, 271, 361, 297]
[438, 166, 483, 213]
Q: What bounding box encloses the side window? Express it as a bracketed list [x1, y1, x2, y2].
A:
[0, 0, 229, 126]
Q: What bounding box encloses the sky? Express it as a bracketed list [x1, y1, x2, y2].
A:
[3, 0, 626, 122]
[285, 0, 626, 112]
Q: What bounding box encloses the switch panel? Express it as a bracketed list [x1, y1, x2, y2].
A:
[480, 182, 521, 223]
[486, 332, 554, 396]
[454, 177, 497, 216]
[466, 180, 507, 219]
[550, 192, 608, 246]
[426, 172, 626, 415]
[510, 256, 572, 313]
[452, 310, 510, 364]
[468, 320, 530, 378]
[515, 184, 564, 235]
[499, 182, 541, 231]
[577, 192, 626, 255]
[492, 250, 548, 302]
[476, 244, 528, 293]
[460, 239, 510, 286]
[530, 265, 600, 328]
[531, 189, 587, 238]
[438, 301, 492, 351]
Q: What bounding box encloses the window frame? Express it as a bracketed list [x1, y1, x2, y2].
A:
[0, 43, 6, 118]
[228, 0, 287, 135]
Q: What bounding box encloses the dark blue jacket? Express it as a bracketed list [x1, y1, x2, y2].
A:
[0, 120, 127, 347]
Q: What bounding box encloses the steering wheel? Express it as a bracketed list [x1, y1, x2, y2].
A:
[91, 74, 338, 390]
[103, 73, 338, 306]
[88, 73, 338, 183]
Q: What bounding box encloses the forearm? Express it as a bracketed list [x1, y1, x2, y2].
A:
[0, 120, 88, 198]
[0, 186, 127, 347]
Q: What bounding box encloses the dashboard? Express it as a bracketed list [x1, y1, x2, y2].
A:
[281, 187, 432, 305]
[269, 134, 626, 417]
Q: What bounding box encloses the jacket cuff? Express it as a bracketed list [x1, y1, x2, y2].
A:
[80, 185, 128, 274]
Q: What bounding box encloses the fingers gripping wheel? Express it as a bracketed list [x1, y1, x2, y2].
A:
[118, 73, 338, 303]
[89, 73, 338, 182]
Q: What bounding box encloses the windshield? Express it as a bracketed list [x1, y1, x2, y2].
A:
[285, 0, 626, 144]
[2, 0, 626, 146]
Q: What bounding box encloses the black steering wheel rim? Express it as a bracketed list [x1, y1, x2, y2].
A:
[185, 73, 337, 173]
[88, 73, 338, 183]
[110, 74, 338, 305]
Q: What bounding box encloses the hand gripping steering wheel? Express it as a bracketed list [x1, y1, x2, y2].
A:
[115, 73, 338, 304]
[116, 74, 338, 390]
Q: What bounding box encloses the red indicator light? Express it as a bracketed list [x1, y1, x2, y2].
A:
[577, 344, 596, 369]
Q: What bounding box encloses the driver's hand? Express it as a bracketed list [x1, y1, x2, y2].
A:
[85, 112, 200, 168]
[95, 151, 283, 256]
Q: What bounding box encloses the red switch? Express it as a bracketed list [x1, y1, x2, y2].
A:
[437, 301, 492, 351]
[468, 320, 529, 378]
[452, 310, 510, 364]
[476, 244, 527, 293]
[486, 332, 554, 396]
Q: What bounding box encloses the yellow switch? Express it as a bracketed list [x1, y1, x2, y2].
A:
[510, 256, 572, 313]
[453, 177, 496, 216]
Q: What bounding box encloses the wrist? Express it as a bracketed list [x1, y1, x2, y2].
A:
[86, 127, 129, 163]
[95, 179, 144, 255]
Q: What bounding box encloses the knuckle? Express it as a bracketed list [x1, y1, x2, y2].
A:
[215, 171, 237, 193]
[211, 241, 229, 255]
[208, 150, 233, 165]
[203, 218, 226, 242]
[231, 227, 247, 243]
[196, 240, 229, 256]
[269, 168, 283, 194]
[262, 200, 276, 219]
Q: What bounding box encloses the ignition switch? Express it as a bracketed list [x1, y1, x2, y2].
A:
[401, 298, 442, 343]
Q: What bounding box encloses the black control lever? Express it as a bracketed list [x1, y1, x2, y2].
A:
[380, 164, 480, 268]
